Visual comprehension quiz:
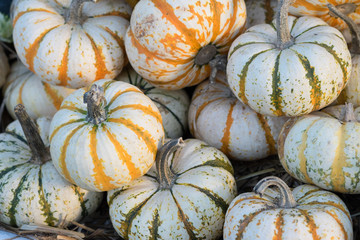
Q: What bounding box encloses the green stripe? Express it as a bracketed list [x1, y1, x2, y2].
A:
[270, 52, 284, 116]
[178, 159, 234, 176]
[292, 24, 324, 39]
[148, 208, 161, 240]
[176, 183, 229, 214]
[72, 185, 89, 218]
[3, 132, 27, 145]
[0, 163, 28, 189]
[289, 17, 299, 34]
[292, 50, 322, 111]
[229, 42, 271, 58]
[238, 49, 274, 105]
[8, 168, 33, 226]
[38, 166, 57, 226]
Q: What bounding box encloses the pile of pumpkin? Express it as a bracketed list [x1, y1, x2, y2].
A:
[0, 0, 360, 239]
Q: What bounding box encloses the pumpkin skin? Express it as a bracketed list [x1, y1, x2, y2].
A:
[108, 138, 237, 240]
[289, 1, 360, 31]
[0, 45, 9, 88]
[0, 117, 103, 227]
[125, 0, 247, 90]
[4, 61, 75, 119]
[115, 66, 190, 138]
[278, 104, 360, 194]
[245, 0, 277, 29]
[227, 16, 352, 117]
[49, 79, 165, 192]
[188, 72, 288, 161]
[12, 0, 131, 88]
[224, 177, 353, 240]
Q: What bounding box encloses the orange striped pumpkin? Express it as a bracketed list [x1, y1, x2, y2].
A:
[188, 72, 288, 161]
[4, 61, 74, 119]
[125, 0, 247, 90]
[49, 79, 165, 192]
[224, 176, 353, 239]
[12, 0, 131, 89]
[289, 0, 360, 30]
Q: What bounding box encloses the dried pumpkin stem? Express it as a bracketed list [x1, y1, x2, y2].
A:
[328, 4, 360, 54]
[84, 84, 107, 125]
[156, 138, 185, 189]
[14, 104, 51, 165]
[276, 0, 296, 49]
[254, 176, 297, 208]
[65, 0, 97, 25]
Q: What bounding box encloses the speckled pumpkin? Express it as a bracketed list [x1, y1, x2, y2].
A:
[278, 103, 360, 194]
[115, 66, 190, 138]
[227, 0, 352, 117]
[125, 0, 247, 90]
[4, 61, 74, 119]
[49, 79, 165, 192]
[12, 0, 131, 88]
[188, 72, 288, 161]
[0, 106, 103, 227]
[224, 176, 353, 240]
[108, 138, 237, 240]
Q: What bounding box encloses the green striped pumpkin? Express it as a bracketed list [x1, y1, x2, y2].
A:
[115, 66, 190, 138]
[224, 176, 353, 239]
[227, 0, 351, 117]
[278, 103, 360, 194]
[107, 138, 237, 240]
[0, 115, 103, 227]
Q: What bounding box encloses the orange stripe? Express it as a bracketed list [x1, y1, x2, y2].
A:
[49, 119, 85, 142]
[210, 0, 223, 42]
[25, 26, 59, 72]
[85, 33, 111, 80]
[107, 118, 157, 156]
[107, 88, 142, 107]
[324, 210, 348, 240]
[108, 104, 162, 123]
[273, 210, 283, 240]
[57, 40, 70, 86]
[60, 104, 87, 114]
[93, 10, 131, 20]
[104, 126, 142, 180]
[291, 0, 326, 12]
[102, 27, 125, 52]
[298, 209, 320, 240]
[89, 126, 117, 191]
[256, 113, 277, 155]
[42, 82, 66, 109]
[16, 79, 27, 105]
[13, 9, 57, 26]
[331, 124, 347, 193]
[58, 124, 87, 183]
[220, 100, 235, 155]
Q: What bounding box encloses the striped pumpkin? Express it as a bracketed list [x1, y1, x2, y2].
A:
[116, 66, 190, 138]
[108, 138, 237, 240]
[125, 0, 247, 90]
[0, 109, 103, 227]
[49, 79, 165, 192]
[227, 0, 352, 117]
[188, 72, 288, 161]
[0, 45, 9, 88]
[4, 61, 74, 119]
[224, 176, 353, 240]
[12, 0, 131, 89]
[278, 103, 360, 194]
[245, 0, 278, 29]
[289, 0, 360, 30]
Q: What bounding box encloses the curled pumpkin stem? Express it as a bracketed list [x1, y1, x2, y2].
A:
[276, 0, 296, 49]
[14, 104, 51, 165]
[84, 84, 107, 125]
[156, 138, 185, 189]
[254, 176, 297, 208]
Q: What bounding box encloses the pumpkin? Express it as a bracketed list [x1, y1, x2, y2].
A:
[49, 79, 165, 192]
[108, 138, 237, 240]
[224, 176, 353, 240]
[12, 0, 131, 88]
[289, 0, 360, 31]
[4, 60, 75, 119]
[0, 105, 103, 227]
[227, 0, 352, 117]
[278, 103, 360, 194]
[188, 71, 288, 161]
[0, 45, 9, 88]
[329, 5, 360, 107]
[124, 0, 247, 90]
[116, 66, 190, 138]
[0, 229, 33, 240]
[245, 0, 278, 29]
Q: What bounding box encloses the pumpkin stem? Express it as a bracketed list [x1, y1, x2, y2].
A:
[209, 54, 227, 84]
[328, 4, 360, 54]
[65, 0, 97, 25]
[254, 176, 297, 208]
[156, 138, 185, 189]
[276, 0, 296, 49]
[84, 84, 107, 125]
[14, 104, 51, 165]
